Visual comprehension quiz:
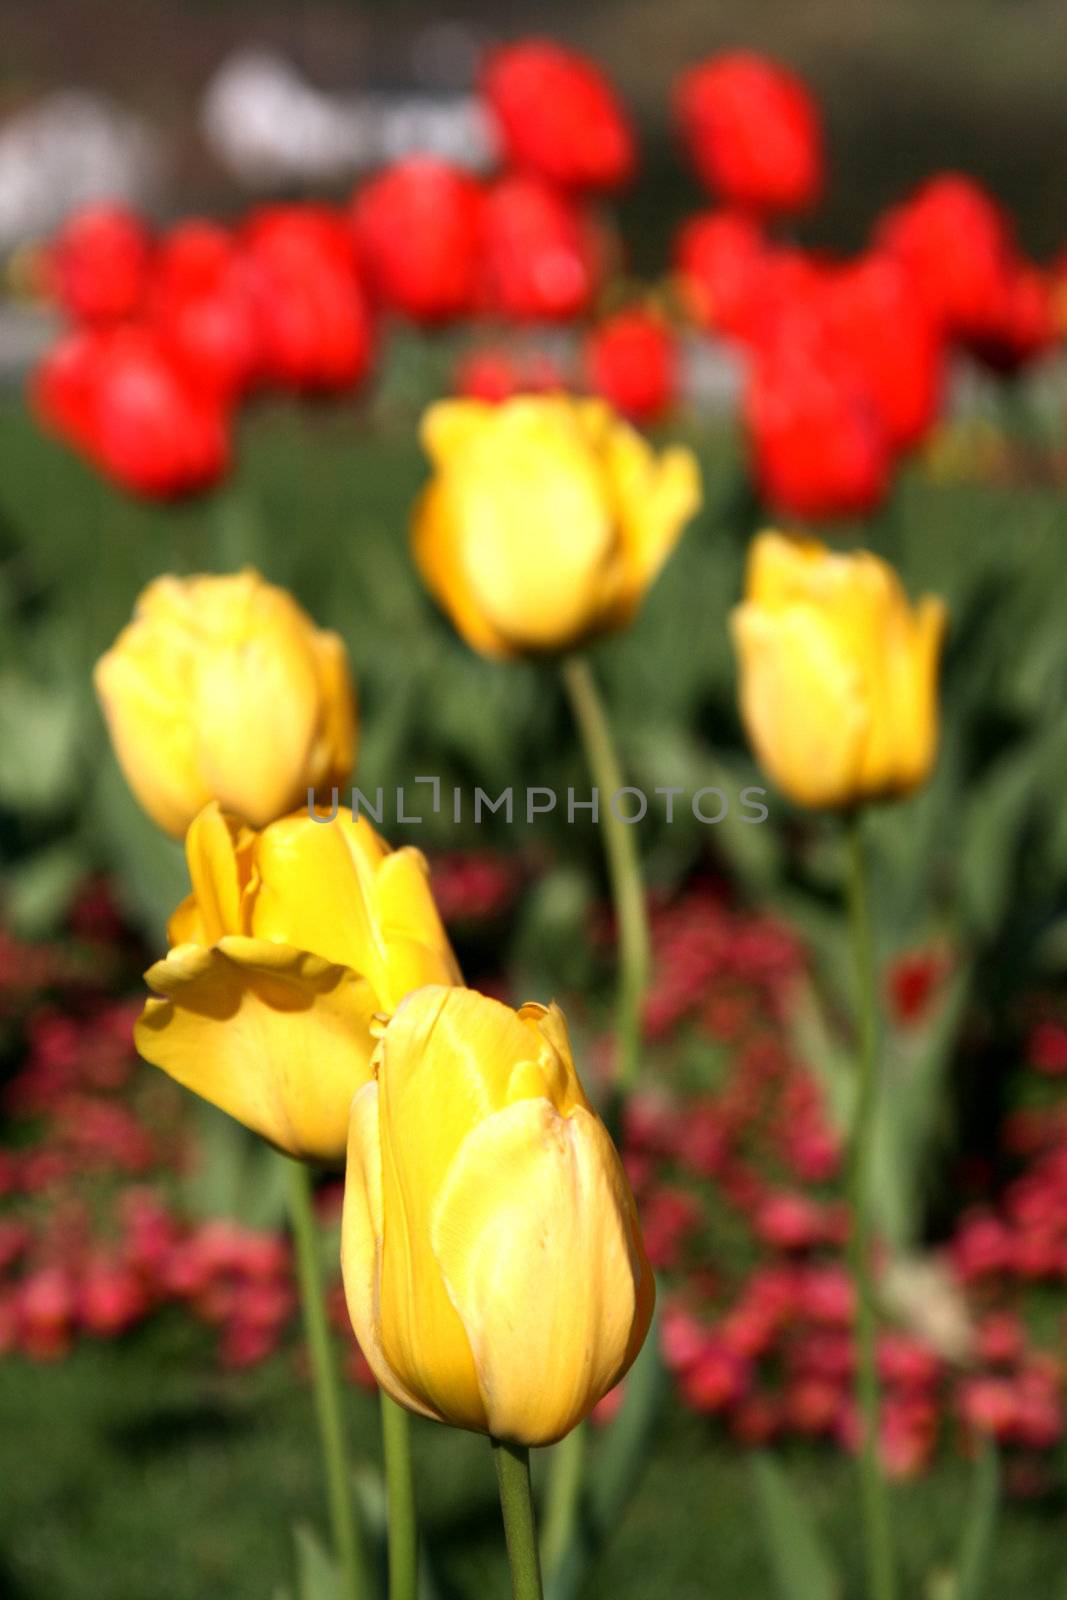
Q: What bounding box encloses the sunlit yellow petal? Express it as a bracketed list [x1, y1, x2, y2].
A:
[431, 1098, 654, 1444]
[604, 425, 702, 620]
[135, 937, 376, 1163]
[412, 482, 516, 659]
[248, 809, 389, 982]
[307, 629, 358, 792]
[93, 647, 209, 838]
[373, 848, 462, 1009]
[340, 1082, 445, 1422]
[183, 802, 255, 942]
[95, 570, 358, 836]
[731, 601, 869, 808]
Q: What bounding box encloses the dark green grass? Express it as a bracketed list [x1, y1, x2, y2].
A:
[2, 1319, 1067, 1599]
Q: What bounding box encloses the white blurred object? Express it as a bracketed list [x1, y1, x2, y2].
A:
[0, 91, 160, 251]
[202, 48, 497, 188]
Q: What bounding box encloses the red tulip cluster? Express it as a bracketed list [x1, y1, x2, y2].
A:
[32, 39, 642, 495]
[30, 42, 1067, 508]
[674, 141, 1058, 516]
[35, 203, 374, 497]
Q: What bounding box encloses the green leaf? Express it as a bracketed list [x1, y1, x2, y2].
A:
[180, 1103, 289, 1231]
[90, 753, 190, 946]
[3, 841, 86, 937]
[543, 1306, 668, 1600]
[292, 1523, 342, 1600]
[951, 1443, 999, 1600]
[750, 1453, 839, 1600]
[0, 670, 82, 811]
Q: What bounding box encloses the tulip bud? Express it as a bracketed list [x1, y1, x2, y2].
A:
[342, 985, 654, 1444]
[95, 570, 356, 835]
[674, 53, 824, 216]
[413, 395, 701, 658]
[731, 531, 947, 809]
[135, 803, 460, 1163]
[481, 41, 635, 194]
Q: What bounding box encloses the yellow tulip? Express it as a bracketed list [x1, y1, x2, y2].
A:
[342, 985, 655, 1446]
[730, 531, 947, 809]
[412, 396, 702, 657]
[135, 803, 460, 1163]
[94, 569, 356, 836]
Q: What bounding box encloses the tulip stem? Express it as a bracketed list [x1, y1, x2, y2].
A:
[844, 813, 898, 1600]
[492, 1439, 545, 1600]
[286, 1159, 368, 1600]
[380, 1392, 418, 1600]
[560, 654, 651, 1117]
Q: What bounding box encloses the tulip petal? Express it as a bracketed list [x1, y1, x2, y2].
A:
[731, 600, 868, 808]
[135, 936, 376, 1163]
[412, 482, 516, 658]
[888, 593, 947, 793]
[184, 802, 256, 942]
[375, 987, 545, 1433]
[341, 1082, 444, 1422]
[454, 402, 617, 651]
[93, 645, 210, 839]
[249, 810, 389, 982]
[421, 399, 496, 466]
[605, 426, 702, 619]
[431, 1099, 654, 1445]
[192, 600, 323, 828]
[745, 529, 826, 609]
[308, 629, 358, 790]
[373, 848, 462, 1009]
[166, 893, 206, 947]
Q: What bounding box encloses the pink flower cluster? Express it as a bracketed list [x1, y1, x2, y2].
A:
[4, 868, 1067, 1496]
[620, 883, 1067, 1490]
[0, 891, 295, 1367]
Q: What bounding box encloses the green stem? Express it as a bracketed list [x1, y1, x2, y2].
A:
[560, 654, 651, 1113]
[380, 1392, 418, 1600]
[286, 1159, 368, 1600]
[492, 1439, 545, 1600]
[844, 814, 898, 1600]
[539, 1422, 586, 1578]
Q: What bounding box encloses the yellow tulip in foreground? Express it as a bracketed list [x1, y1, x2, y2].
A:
[135, 803, 460, 1163]
[95, 569, 356, 836]
[731, 531, 947, 809]
[342, 985, 654, 1446]
[412, 395, 702, 657]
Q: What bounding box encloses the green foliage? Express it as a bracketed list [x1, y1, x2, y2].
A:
[751, 1453, 840, 1600]
[3, 396, 1067, 1255]
[950, 1444, 1000, 1600]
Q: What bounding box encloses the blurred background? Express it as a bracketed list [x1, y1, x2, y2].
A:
[3, 3, 1067, 1598]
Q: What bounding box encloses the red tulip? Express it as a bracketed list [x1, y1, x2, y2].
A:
[746, 303, 890, 518]
[477, 175, 603, 321]
[50, 203, 152, 325]
[674, 53, 824, 214]
[481, 39, 635, 192]
[149, 220, 260, 400]
[970, 261, 1056, 374]
[583, 307, 678, 422]
[673, 209, 768, 337]
[32, 327, 109, 448]
[242, 205, 373, 392]
[41, 326, 230, 497]
[823, 254, 944, 450]
[875, 174, 1015, 343]
[350, 157, 483, 324]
